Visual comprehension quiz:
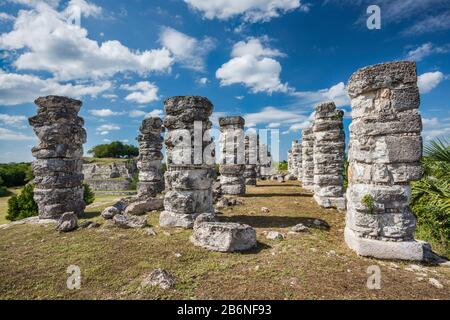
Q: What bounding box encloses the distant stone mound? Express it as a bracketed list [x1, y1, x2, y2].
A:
[82, 159, 137, 192]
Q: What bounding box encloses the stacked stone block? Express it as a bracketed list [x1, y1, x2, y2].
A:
[137, 117, 164, 198]
[219, 116, 246, 195]
[160, 96, 216, 228]
[313, 102, 346, 209]
[345, 61, 430, 261]
[244, 135, 257, 186]
[291, 140, 302, 179]
[301, 127, 314, 191]
[29, 96, 86, 219]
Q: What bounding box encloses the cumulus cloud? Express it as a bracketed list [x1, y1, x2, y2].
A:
[197, 77, 209, 85]
[0, 114, 27, 126]
[0, 12, 15, 22]
[129, 109, 163, 118]
[0, 127, 34, 141]
[216, 37, 289, 94]
[121, 81, 159, 104]
[244, 106, 308, 127]
[422, 117, 450, 141]
[88, 109, 125, 117]
[0, 71, 111, 105]
[96, 124, 120, 135]
[292, 82, 350, 107]
[184, 0, 303, 22]
[160, 27, 215, 72]
[406, 43, 450, 61]
[418, 71, 445, 93]
[0, 1, 173, 80]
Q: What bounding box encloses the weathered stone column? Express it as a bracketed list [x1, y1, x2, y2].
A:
[219, 116, 246, 195]
[313, 102, 346, 209]
[287, 149, 293, 175]
[160, 96, 216, 228]
[301, 127, 314, 191]
[345, 61, 430, 260]
[244, 135, 257, 186]
[259, 144, 273, 178]
[29, 96, 86, 219]
[291, 140, 302, 179]
[137, 117, 165, 198]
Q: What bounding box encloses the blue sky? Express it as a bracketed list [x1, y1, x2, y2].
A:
[0, 0, 449, 163]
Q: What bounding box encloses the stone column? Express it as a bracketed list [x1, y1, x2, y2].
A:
[29, 96, 86, 219]
[313, 102, 346, 210]
[137, 117, 165, 198]
[287, 149, 293, 175]
[244, 135, 257, 186]
[301, 127, 314, 191]
[291, 140, 302, 179]
[160, 96, 216, 228]
[345, 61, 430, 261]
[219, 116, 246, 195]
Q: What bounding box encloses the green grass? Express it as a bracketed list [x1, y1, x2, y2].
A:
[0, 181, 449, 300]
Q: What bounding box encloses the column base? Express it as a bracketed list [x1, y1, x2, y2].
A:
[159, 211, 215, 229]
[314, 195, 346, 210]
[344, 227, 430, 261]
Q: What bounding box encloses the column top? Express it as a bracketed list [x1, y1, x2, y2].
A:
[219, 116, 245, 127]
[34, 95, 82, 111]
[348, 61, 417, 98]
[164, 96, 213, 116]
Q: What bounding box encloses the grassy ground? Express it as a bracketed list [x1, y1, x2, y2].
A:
[0, 181, 449, 300]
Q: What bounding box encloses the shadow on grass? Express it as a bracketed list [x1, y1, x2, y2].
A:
[239, 241, 271, 255]
[220, 215, 330, 230]
[255, 184, 300, 188]
[244, 193, 313, 198]
[79, 210, 101, 219]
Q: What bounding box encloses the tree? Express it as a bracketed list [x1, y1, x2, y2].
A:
[0, 163, 33, 187]
[88, 141, 139, 158]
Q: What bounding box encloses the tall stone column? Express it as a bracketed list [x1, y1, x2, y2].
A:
[137, 117, 165, 198]
[287, 149, 293, 175]
[244, 135, 257, 186]
[160, 96, 216, 228]
[219, 116, 246, 195]
[301, 127, 314, 191]
[29, 96, 86, 219]
[345, 61, 430, 260]
[313, 102, 346, 210]
[291, 140, 302, 179]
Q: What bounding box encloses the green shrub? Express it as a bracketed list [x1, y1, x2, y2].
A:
[277, 161, 288, 172]
[83, 183, 95, 205]
[0, 163, 33, 187]
[7, 183, 96, 221]
[6, 183, 38, 221]
[411, 137, 450, 258]
[0, 176, 8, 197]
[361, 194, 375, 214]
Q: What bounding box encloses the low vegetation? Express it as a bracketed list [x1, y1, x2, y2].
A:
[88, 141, 139, 159]
[412, 138, 450, 258]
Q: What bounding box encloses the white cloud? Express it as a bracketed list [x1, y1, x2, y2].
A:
[406, 43, 450, 61]
[197, 77, 209, 85]
[268, 122, 281, 128]
[0, 127, 34, 141]
[129, 108, 163, 118]
[0, 71, 111, 105]
[216, 37, 289, 94]
[292, 82, 350, 107]
[0, 114, 27, 126]
[184, 0, 303, 22]
[418, 71, 445, 94]
[159, 27, 215, 72]
[283, 121, 311, 134]
[403, 11, 450, 35]
[0, 2, 173, 80]
[422, 117, 450, 141]
[96, 123, 120, 135]
[0, 12, 15, 22]
[244, 106, 308, 127]
[89, 109, 125, 117]
[121, 81, 159, 104]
